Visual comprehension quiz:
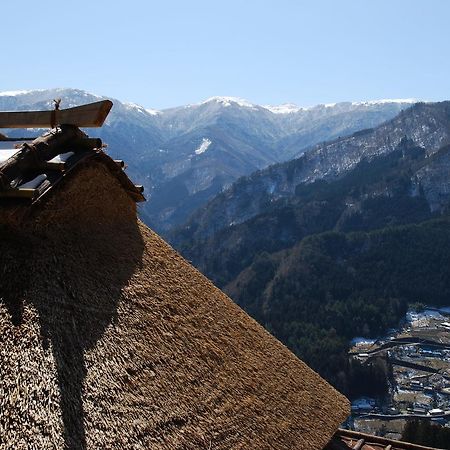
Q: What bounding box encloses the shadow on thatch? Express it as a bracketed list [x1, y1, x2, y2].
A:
[0, 218, 144, 450]
[0, 226, 33, 326]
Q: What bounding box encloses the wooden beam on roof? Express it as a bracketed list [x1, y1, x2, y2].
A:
[0, 125, 88, 190]
[0, 100, 113, 129]
[0, 188, 38, 199]
[0, 136, 37, 142]
[45, 160, 66, 171]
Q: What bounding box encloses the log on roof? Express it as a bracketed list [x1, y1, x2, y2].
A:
[0, 125, 144, 204]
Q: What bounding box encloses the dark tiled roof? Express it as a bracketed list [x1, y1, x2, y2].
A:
[0, 125, 144, 205]
[325, 429, 441, 450]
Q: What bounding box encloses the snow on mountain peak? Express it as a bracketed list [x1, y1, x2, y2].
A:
[124, 102, 161, 116]
[352, 98, 419, 106]
[200, 96, 256, 109]
[263, 103, 303, 114]
[0, 90, 37, 97]
[145, 108, 161, 116]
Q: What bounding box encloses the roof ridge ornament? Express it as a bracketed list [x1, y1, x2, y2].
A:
[51, 98, 61, 128]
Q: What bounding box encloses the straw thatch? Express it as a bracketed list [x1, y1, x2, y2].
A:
[0, 160, 349, 449]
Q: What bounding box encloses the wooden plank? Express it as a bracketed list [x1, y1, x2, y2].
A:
[0, 188, 37, 199]
[0, 136, 37, 142]
[45, 161, 66, 171]
[0, 100, 113, 129]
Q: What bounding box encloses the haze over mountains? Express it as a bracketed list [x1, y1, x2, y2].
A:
[0, 88, 415, 232]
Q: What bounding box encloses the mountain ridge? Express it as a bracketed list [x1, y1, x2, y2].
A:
[176, 101, 450, 242]
[0, 88, 417, 232]
[0, 89, 419, 113]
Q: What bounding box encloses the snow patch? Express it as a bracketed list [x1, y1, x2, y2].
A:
[83, 90, 103, 99]
[352, 98, 419, 106]
[0, 90, 33, 97]
[0, 149, 19, 163]
[145, 108, 161, 116]
[49, 152, 75, 164]
[267, 182, 277, 194]
[263, 103, 303, 114]
[200, 96, 256, 109]
[19, 174, 47, 189]
[351, 397, 376, 410]
[124, 102, 161, 115]
[406, 309, 444, 327]
[195, 138, 212, 155]
[351, 337, 377, 346]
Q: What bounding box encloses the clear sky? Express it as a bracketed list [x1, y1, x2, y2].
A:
[1, 0, 449, 109]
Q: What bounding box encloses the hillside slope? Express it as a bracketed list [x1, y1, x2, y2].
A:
[173, 137, 450, 287]
[227, 217, 450, 392]
[178, 101, 450, 241]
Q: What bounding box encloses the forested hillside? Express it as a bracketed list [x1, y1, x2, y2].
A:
[171, 104, 450, 394]
[227, 218, 450, 393]
[173, 139, 447, 287]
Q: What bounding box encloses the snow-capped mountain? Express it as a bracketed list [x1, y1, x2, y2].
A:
[173, 101, 450, 243]
[0, 89, 416, 233]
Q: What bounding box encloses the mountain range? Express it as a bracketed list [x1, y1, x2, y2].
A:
[172, 101, 450, 282]
[0, 89, 415, 232]
[168, 100, 450, 393]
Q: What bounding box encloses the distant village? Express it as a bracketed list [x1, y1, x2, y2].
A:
[348, 307, 450, 440]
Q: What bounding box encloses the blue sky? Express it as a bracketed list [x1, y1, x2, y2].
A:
[1, 0, 448, 109]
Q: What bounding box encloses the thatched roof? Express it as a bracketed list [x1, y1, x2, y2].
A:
[0, 133, 350, 449]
